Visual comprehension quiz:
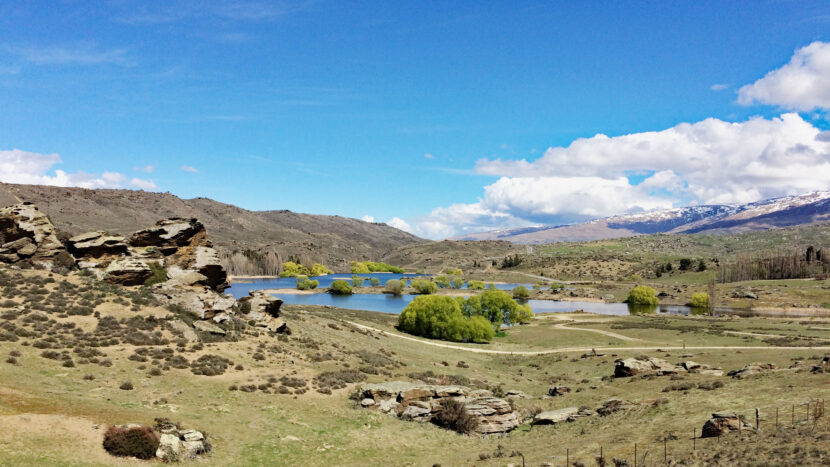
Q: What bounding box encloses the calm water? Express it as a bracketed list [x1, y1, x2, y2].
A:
[227, 273, 536, 299]
[227, 276, 717, 316]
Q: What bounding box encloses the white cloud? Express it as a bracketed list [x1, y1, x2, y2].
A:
[0, 149, 156, 190]
[360, 215, 375, 223]
[133, 165, 154, 173]
[130, 178, 158, 190]
[4, 42, 130, 66]
[386, 217, 413, 234]
[181, 165, 198, 173]
[737, 41, 830, 111]
[411, 113, 830, 239]
[424, 153, 434, 159]
[711, 83, 728, 91]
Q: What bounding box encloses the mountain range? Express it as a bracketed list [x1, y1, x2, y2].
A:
[452, 191, 830, 244]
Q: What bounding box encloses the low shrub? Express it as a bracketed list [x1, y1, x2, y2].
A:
[432, 399, 478, 434]
[467, 280, 485, 290]
[512, 286, 530, 300]
[411, 278, 438, 295]
[689, 292, 709, 309]
[383, 279, 405, 296]
[102, 425, 159, 459]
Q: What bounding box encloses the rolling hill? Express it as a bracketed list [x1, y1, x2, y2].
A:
[0, 182, 424, 274]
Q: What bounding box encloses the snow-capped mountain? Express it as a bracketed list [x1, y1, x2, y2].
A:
[452, 191, 830, 243]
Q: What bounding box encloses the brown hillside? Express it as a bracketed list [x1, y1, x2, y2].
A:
[0, 182, 424, 274]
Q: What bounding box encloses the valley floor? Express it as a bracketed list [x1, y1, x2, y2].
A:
[2, 268, 830, 465]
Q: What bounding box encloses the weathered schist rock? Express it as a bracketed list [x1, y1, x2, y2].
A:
[614, 356, 681, 377]
[153, 420, 211, 462]
[237, 290, 289, 333]
[103, 257, 154, 286]
[67, 231, 132, 279]
[727, 362, 778, 379]
[130, 218, 228, 291]
[701, 412, 753, 438]
[532, 407, 594, 425]
[0, 203, 74, 270]
[357, 382, 519, 435]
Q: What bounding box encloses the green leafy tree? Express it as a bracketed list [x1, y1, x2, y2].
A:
[467, 280, 485, 290]
[625, 285, 659, 306]
[350, 261, 371, 274]
[295, 275, 319, 290]
[450, 278, 465, 289]
[280, 261, 310, 277]
[679, 258, 693, 271]
[369, 277, 381, 287]
[435, 275, 451, 288]
[411, 278, 438, 294]
[351, 275, 365, 287]
[446, 268, 463, 275]
[697, 260, 707, 272]
[398, 296, 494, 343]
[512, 285, 530, 300]
[384, 279, 405, 296]
[689, 292, 709, 308]
[310, 263, 333, 276]
[329, 280, 353, 295]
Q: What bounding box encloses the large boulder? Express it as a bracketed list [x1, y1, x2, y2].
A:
[727, 363, 778, 379]
[130, 218, 207, 250]
[701, 412, 753, 438]
[238, 290, 288, 333]
[153, 422, 210, 462]
[532, 407, 580, 425]
[614, 357, 682, 377]
[67, 231, 129, 258]
[358, 382, 519, 435]
[0, 203, 74, 270]
[153, 282, 236, 320]
[103, 258, 153, 286]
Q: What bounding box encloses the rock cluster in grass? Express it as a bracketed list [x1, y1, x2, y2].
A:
[357, 381, 520, 434]
[614, 356, 723, 378]
[701, 412, 753, 438]
[531, 398, 637, 426]
[104, 420, 211, 462]
[727, 362, 778, 379]
[236, 290, 289, 333]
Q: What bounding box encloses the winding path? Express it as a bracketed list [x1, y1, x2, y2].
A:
[344, 320, 830, 356]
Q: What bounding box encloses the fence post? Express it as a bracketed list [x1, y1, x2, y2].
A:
[566, 448, 569, 466]
[756, 408, 760, 430]
[634, 443, 637, 466]
[664, 436, 667, 462]
[693, 427, 696, 450]
[792, 405, 795, 427]
[600, 445, 603, 465]
[776, 407, 779, 429]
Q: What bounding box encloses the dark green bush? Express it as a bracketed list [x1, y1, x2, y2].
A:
[102, 425, 159, 459]
[432, 399, 478, 434]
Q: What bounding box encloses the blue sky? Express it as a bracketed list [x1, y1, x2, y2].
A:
[2, 1, 830, 238]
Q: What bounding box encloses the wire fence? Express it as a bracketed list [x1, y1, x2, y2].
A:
[511, 398, 826, 467]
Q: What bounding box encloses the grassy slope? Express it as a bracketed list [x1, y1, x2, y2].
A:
[2, 269, 830, 465]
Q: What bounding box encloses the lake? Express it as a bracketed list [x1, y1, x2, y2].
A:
[227, 273, 537, 298]
[227, 276, 717, 316]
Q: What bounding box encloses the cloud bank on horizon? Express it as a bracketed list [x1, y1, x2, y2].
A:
[398, 41, 830, 239]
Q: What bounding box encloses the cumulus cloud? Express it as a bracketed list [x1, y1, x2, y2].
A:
[181, 165, 198, 173]
[0, 149, 156, 190]
[737, 41, 830, 111]
[409, 113, 830, 239]
[386, 217, 413, 234]
[424, 153, 434, 159]
[134, 165, 154, 173]
[360, 215, 375, 223]
[711, 83, 728, 91]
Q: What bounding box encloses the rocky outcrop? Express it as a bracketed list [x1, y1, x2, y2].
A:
[130, 218, 207, 250]
[679, 360, 724, 376]
[0, 203, 74, 270]
[357, 381, 519, 435]
[153, 420, 211, 462]
[548, 386, 571, 397]
[727, 362, 778, 379]
[67, 231, 129, 258]
[103, 258, 153, 286]
[701, 412, 753, 438]
[153, 281, 236, 321]
[532, 407, 594, 425]
[614, 357, 681, 377]
[238, 290, 288, 333]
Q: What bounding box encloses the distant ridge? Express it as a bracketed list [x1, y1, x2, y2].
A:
[452, 191, 830, 244]
[0, 182, 424, 273]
